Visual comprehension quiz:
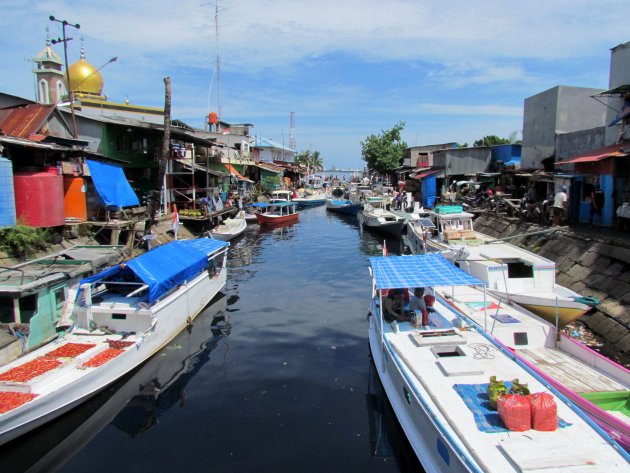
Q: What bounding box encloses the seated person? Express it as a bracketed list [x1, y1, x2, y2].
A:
[409, 287, 434, 326]
[382, 288, 410, 323]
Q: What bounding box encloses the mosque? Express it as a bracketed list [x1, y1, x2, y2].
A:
[32, 34, 164, 124]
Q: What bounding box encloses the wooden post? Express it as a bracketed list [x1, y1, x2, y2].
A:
[147, 77, 171, 234]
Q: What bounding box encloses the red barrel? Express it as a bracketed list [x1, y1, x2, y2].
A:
[63, 177, 87, 221]
[14, 170, 65, 227]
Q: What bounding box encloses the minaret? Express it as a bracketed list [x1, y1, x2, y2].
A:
[32, 28, 66, 104]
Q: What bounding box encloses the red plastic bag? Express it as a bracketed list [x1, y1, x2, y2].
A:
[498, 394, 531, 431]
[530, 392, 558, 431]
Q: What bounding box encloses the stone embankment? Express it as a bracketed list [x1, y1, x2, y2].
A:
[473, 214, 630, 366]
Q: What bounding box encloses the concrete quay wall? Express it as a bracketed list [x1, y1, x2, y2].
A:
[473, 214, 630, 366]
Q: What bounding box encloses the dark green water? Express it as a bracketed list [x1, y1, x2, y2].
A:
[1, 205, 422, 473]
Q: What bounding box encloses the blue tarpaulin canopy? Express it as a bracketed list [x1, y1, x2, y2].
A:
[80, 238, 228, 303]
[86, 159, 139, 208]
[368, 254, 485, 289]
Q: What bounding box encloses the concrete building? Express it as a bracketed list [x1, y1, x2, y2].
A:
[521, 86, 608, 170]
[603, 41, 630, 145]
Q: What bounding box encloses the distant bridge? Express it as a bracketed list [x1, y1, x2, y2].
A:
[323, 168, 362, 173]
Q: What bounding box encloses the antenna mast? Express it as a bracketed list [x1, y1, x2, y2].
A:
[289, 111, 296, 150]
[215, 0, 222, 120]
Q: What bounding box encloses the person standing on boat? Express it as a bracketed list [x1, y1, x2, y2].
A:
[551, 186, 568, 227]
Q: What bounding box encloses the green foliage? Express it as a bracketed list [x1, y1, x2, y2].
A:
[360, 122, 408, 174]
[473, 135, 511, 147]
[0, 225, 51, 259]
[295, 149, 324, 172]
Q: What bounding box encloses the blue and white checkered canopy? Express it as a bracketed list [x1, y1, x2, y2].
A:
[368, 253, 485, 289]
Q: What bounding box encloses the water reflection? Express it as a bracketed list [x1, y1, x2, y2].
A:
[0, 294, 230, 473]
[367, 360, 424, 472]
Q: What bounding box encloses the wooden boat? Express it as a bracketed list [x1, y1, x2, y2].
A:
[432, 282, 630, 453]
[244, 202, 268, 223]
[406, 205, 595, 325]
[255, 201, 299, 226]
[1, 293, 229, 471]
[361, 198, 405, 237]
[292, 195, 328, 208]
[0, 245, 124, 367]
[0, 238, 229, 446]
[209, 210, 247, 240]
[368, 253, 629, 472]
[325, 198, 361, 215]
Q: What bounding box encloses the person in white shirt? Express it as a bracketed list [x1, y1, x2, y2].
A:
[616, 197, 630, 231]
[552, 186, 568, 227]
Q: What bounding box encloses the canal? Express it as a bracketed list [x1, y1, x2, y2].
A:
[1, 205, 423, 473]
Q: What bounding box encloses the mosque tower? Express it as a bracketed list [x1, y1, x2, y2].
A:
[32, 28, 66, 105]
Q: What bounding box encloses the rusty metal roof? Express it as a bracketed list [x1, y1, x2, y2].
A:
[0, 104, 55, 139]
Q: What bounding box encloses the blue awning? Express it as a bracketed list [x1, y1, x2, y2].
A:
[80, 238, 228, 303]
[86, 159, 139, 209]
[368, 254, 484, 289]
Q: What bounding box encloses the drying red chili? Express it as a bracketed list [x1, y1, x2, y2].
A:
[0, 357, 62, 383]
[0, 392, 38, 413]
[81, 349, 124, 368]
[46, 343, 96, 358]
[107, 340, 135, 350]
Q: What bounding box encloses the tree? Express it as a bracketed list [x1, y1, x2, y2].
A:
[296, 149, 324, 174]
[473, 135, 511, 147]
[361, 122, 407, 174]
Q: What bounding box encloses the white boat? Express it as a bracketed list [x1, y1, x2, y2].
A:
[361, 198, 405, 237]
[209, 210, 247, 240]
[432, 282, 630, 453]
[368, 253, 629, 472]
[406, 205, 595, 325]
[3, 293, 229, 472]
[0, 237, 229, 446]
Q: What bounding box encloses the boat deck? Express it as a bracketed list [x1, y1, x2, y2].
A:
[437, 285, 629, 394]
[517, 347, 627, 393]
[376, 305, 628, 472]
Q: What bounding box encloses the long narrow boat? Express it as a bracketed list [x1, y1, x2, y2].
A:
[255, 201, 299, 226]
[0, 238, 229, 446]
[368, 253, 629, 472]
[434, 283, 630, 452]
[325, 198, 361, 215]
[406, 205, 594, 325]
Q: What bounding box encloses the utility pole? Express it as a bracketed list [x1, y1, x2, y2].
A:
[50, 16, 80, 138]
[147, 77, 171, 233]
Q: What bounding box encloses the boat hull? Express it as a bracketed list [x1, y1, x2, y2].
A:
[0, 261, 227, 446]
[368, 317, 471, 473]
[210, 218, 247, 241]
[255, 213, 299, 226]
[363, 218, 404, 237]
[325, 199, 361, 215]
[491, 291, 590, 327]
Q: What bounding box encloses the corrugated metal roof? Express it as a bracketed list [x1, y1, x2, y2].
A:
[0, 104, 56, 138]
[556, 143, 629, 165]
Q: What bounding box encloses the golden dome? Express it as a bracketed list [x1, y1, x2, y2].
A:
[67, 53, 104, 97]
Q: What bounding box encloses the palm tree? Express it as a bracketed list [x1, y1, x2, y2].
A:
[296, 150, 324, 176]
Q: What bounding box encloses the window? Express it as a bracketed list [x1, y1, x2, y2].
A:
[506, 261, 534, 279]
[54, 287, 66, 309]
[18, 294, 38, 323]
[39, 79, 50, 104]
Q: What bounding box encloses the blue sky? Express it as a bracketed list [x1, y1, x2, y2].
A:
[0, 0, 627, 170]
